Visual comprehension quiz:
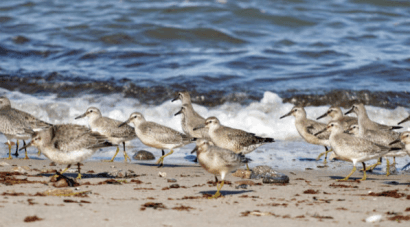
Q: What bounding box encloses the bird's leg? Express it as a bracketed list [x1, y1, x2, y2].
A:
[104, 146, 120, 162]
[156, 150, 174, 167]
[337, 166, 357, 181]
[23, 140, 29, 160]
[122, 142, 131, 163]
[392, 157, 396, 165]
[360, 162, 367, 181]
[316, 146, 332, 164]
[37, 148, 41, 156]
[53, 164, 71, 178]
[6, 141, 12, 160]
[365, 157, 382, 171]
[385, 158, 390, 177]
[209, 180, 224, 199]
[13, 140, 19, 157]
[246, 163, 250, 171]
[76, 163, 82, 179]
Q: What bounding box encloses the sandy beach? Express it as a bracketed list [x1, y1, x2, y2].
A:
[0, 158, 409, 227]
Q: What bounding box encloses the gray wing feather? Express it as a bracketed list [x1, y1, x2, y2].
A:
[0, 113, 31, 136]
[337, 134, 390, 155]
[95, 117, 136, 139]
[142, 122, 189, 144]
[210, 146, 245, 166]
[52, 124, 108, 152]
[305, 120, 329, 140]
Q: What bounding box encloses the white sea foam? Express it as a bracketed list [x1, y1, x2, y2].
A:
[1, 88, 410, 170]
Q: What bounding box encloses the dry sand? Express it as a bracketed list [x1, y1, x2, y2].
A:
[0, 158, 409, 227]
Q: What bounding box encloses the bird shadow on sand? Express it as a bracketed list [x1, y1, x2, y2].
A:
[200, 190, 254, 197]
[297, 158, 318, 162]
[134, 162, 200, 168]
[329, 176, 379, 181]
[383, 181, 410, 186]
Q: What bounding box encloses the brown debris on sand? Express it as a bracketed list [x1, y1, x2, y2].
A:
[367, 190, 406, 198]
[24, 216, 43, 222]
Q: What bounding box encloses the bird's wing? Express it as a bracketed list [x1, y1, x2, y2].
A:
[141, 122, 189, 145]
[52, 124, 107, 152]
[96, 117, 136, 138]
[305, 119, 329, 140]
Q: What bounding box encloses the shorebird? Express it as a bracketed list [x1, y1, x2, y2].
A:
[280, 106, 331, 163]
[315, 121, 399, 181]
[172, 92, 210, 140]
[174, 104, 210, 140]
[21, 124, 111, 179]
[345, 103, 402, 134]
[194, 116, 274, 169]
[317, 106, 357, 130]
[75, 107, 137, 162]
[345, 124, 406, 175]
[119, 112, 191, 167]
[191, 138, 251, 199]
[390, 132, 410, 170]
[0, 96, 51, 159]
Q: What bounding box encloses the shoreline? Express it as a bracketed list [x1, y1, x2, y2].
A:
[0, 158, 409, 226]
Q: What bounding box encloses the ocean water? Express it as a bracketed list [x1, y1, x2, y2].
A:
[1, 0, 410, 171]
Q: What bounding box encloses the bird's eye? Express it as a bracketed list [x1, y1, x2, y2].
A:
[294, 109, 297, 112]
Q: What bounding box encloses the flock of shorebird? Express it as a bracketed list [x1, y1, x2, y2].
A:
[1, 92, 410, 198]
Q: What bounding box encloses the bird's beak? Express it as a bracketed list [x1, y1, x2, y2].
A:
[190, 146, 198, 154]
[345, 107, 354, 115]
[75, 112, 87, 120]
[19, 141, 33, 151]
[193, 124, 205, 131]
[316, 112, 329, 120]
[171, 96, 179, 102]
[389, 139, 401, 146]
[280, 111, 292, 119]
[174, 109, 182, 116]
[118, 119, 131, 127]
[314, 128, 327, 136]
[398, 116, 410, 125]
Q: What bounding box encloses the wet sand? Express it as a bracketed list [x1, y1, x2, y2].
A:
[0, 158, 409, 227]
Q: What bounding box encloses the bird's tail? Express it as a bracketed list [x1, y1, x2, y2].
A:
[256, 136, 275, 143]
[238, 152, 252, 163]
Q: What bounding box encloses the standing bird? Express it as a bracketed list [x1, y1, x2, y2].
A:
[194, 116, 274, 170]
[345, 103, 402, 134]
[315, 121, 399, 181]
[0, 96, 51, 159]
[172, 92, 210, 140]
[20, 124, 112, 179]
[280, 106, 331, 163]
[317, 106, 357, 130]
[75, 107, 137, 163]
[191, 138, 251, 199]
[345, 124, 406, 175]
[174, 104, 210, 140]
[119, 112, 191, 167]
[390, 132, 410, 170]
[345, 103, 404, 174]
